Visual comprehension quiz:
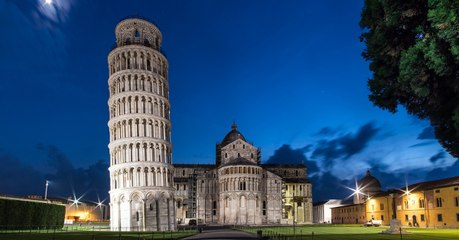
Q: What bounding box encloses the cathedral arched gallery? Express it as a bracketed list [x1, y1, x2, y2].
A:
[107, 18, 312, 231]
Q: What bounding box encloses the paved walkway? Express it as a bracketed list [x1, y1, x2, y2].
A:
[182, 229, 259, 239]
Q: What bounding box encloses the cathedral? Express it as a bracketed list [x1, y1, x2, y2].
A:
[174, 123, 313, 225]
[107, 18, 312, 231]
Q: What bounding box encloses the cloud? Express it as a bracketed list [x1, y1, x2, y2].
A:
[310, 171, 352, 202]
[429, 150, 445, 163]
[0, 145, 108, 202]
[427, 159, 459, 180]
[265, 144, 319, 174]
[417, 126, 435, 139]
[37, 144, 109, 200]
[0, 152, 45, 196]
[311, 122, 380, 168]
[409, 141, 436, 148]
[315, 127, 339, 136]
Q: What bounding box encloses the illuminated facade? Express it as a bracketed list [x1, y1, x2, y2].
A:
[331, 174, 459, 228]
[173, 124, 313, 225]
[107, 18, 175, 231]
[65, 200, 108, 223]
[365, 176, 459, 228]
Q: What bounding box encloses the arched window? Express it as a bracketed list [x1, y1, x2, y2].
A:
[135, 30, 140, 38]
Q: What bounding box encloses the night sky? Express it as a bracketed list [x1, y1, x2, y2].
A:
[0, 0, 457, 203]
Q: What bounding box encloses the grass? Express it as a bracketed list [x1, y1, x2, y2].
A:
[0, 230, 196, 240]
[239, 225, 459, 240]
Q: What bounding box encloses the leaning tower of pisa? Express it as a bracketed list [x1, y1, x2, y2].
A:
[107, 18, 175, 231]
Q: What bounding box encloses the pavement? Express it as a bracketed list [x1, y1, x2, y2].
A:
[182, 229, 259, 240]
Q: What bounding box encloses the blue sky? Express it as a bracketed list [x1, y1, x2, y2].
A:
[0, 0, 457, 202]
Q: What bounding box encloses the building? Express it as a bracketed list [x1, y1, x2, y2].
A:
[330, 171, 459, 228]
[313, 199, 347, 224]
[330, 170, 382, 224]
[331, 203, 366, 224]
[63, 198, 109, 223]
[365, 176, 459, 228]
[174, 123, 313, 225]
[107, 18, 175, 231]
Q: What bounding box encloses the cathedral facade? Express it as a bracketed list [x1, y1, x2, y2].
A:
[174, 123, 313, 225]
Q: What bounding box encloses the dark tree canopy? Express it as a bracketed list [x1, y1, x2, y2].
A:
[360, 0, 459, 157]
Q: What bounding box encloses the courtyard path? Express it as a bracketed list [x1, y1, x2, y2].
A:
[182, 229, 258, 239]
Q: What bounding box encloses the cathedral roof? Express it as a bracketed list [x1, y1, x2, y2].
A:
[358, 170, 382, 192]
[220, 122, 246, 147]
[220, 157, 257, 167]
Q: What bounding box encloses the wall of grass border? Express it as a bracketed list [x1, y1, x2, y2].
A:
[0, 198, 65, 229]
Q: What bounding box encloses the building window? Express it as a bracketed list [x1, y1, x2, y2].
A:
[405, 215, 409, 221]
[381, 215, 384, 221]
[150, 204, 153, 211]
[136, 211, 140, 221]
[454, 187, 458, 191]
[455, 197, 459, 207]
[404, 200, 409, 209]
[177, 201, 181, 208]
[298, 202, 302, 207]
[420, 214, 425, 222]
[295, 170, 298, 176]
[380, 203, 384, 211]
[436, 197, 443, 207]
[243, 144, 245, 149]
[419, 199, 425, 208]
[182, 170, 185, 176]
[435, 189, 440, 193]
[371, 204, 374, 211]
[438, 214, 443, 222]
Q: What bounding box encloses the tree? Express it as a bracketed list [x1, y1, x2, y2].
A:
[360, 0, 459, 157]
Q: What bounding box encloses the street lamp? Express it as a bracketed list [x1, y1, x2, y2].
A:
[44, 180, 49, 200]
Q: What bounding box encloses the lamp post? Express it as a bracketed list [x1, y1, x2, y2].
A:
[44, 180, 49, 200]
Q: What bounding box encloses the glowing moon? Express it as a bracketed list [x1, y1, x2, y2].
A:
[44, 0, 53, 5]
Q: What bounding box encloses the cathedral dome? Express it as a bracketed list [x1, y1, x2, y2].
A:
[221, 122, 246, 147]
[358, 170, 382, 193]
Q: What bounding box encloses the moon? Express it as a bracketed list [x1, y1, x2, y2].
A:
[44, 0, 53, 5]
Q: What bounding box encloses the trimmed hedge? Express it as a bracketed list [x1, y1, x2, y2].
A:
[0, 198, 65, 230]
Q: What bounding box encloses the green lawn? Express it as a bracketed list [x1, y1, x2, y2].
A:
[239, 225, 459, 240]
[0, 230, 196, 240]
